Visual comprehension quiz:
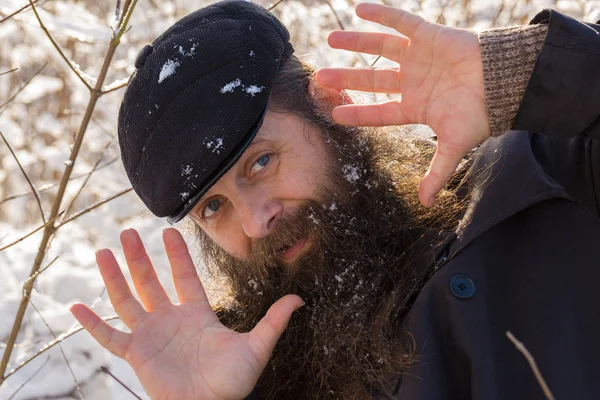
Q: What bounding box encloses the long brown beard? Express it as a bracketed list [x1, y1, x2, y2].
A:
[194, 127, 466, 399]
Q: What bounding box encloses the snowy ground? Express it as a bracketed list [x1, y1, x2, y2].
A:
[0, 0, 598, 399]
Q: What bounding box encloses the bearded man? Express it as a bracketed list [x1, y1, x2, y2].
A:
[70, 1, 600, 399]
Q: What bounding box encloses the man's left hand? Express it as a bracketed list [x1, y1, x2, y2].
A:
[315, 3, 491, 207]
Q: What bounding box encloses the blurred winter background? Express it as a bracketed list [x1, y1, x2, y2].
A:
[0, 0, 598, 398]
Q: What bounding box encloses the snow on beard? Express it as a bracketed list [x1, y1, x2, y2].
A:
[197, 131, 435, 399]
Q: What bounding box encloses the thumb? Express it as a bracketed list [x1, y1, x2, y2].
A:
[247, 294, 304, 365]
[418, 141, 470, 207]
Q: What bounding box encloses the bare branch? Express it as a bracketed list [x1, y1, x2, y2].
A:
[371, 56, 381, 67]
[4, 316, 120, 381]
[0, 213, 62, 253]
[0, 63, 47, 113]
[0, 68, 18, 77]
[28, 301, 87, 400]
[7, 356, 50, 400]
[0, 157, 119, 206]
[0, 0, 42, 26]
[101, 366, 143, 400]
[506, 331, 555, 400]
[0, 0, 141, 382]
[26, 0, 93, 91]
[62, 142, 111, 222]
[0, 129, 46, 224]
[56, 188, 133, 229]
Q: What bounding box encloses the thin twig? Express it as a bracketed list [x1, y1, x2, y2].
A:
[0, 157, 119, 205]
[324, 0, 369, 66]
[0, 0, 140, 384]
[0, 67, 18, 77]
[0, 0, 42, 25]
[324, 0, 346, 30]
[27, 0, 93, 91]
[506, 331, 555, 400]
[62, 142, 111, 222]
[7, 356, 50, 400]
[0, 63, 47, 113]
[0, 214, 62, 252]
[28, 301, 87, 400]
[0, 129, 46, 223]
[101, 366, 143, 399]
[101, 77, 129, 94]
[268, 0, 287, 11]
[56, 188, 133, 228]
[4, 316, 120, 381]
[371, 55, 381, 67]
[23, 255, 59, 288]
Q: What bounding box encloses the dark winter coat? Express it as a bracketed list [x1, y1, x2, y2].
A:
[388, 9, 600, 400]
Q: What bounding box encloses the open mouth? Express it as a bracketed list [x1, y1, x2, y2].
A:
[280, 237, 309, 262]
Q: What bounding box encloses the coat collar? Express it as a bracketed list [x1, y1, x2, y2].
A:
[449, 131, 572, 257]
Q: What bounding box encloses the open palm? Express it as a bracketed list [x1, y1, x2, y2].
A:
[315, 3, 491, 207]
[70, 228, 303, 400]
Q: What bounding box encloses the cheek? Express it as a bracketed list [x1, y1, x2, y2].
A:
[203, 223, 251, 260]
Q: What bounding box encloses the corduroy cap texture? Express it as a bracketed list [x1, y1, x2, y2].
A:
[118, 0, 294, 223]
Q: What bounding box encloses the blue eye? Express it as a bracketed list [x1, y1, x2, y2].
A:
[250, 154, 270, 174]
[203, 198, 222, 218]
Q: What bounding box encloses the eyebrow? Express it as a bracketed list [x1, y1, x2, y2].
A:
[196, 136, 272, 203]
[246, 136, 269, 149]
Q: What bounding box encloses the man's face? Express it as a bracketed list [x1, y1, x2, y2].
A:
[190, 109, 456, 399]
[190, 109, 331, 264]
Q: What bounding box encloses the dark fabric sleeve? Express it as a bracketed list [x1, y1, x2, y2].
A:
[513, 9, 600, 139]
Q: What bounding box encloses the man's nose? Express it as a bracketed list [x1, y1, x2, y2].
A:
[235, 193, 282, 239]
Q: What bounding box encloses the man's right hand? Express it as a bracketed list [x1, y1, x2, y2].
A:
[70, 228, 303, 400]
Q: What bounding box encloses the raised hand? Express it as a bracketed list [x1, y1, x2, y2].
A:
[70, 228, 303, 400]
[315, 3, 491, 207]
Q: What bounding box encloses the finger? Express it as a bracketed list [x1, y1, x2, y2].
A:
[70, 303, 132, 358]
[355, 3, 426, 38]
[315, 67, 402, 93]
[96, 249, 147, 330]
[328, 30, 408, 63]
[418, 141, 470, 207]
[247, 295, 304, 365]
[162, 228, 209, 304]
[121, 229, 171, 311]
[331, 100, 412, 126]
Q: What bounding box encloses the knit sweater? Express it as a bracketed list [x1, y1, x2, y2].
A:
[478, 24, 548, 137]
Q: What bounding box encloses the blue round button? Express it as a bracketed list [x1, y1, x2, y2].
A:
[450, 275, 476, 299]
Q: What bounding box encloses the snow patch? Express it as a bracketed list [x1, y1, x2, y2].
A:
[158, 59, 180, 83]
[244, 85, 264, 97]
[176, 43, 198, 57]
[204, 137, 224, 154]
[342, 164, 361, 183]
[181, 165, 193, 176]
[248, 279, 257, 290]
[220, 78, 241, 93]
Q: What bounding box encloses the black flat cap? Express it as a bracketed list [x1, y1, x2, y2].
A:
[118, 0, 294, 223]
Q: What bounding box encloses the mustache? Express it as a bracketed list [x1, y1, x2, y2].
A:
[248, 202, 329, 265]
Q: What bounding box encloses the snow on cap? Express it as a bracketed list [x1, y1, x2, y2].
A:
[118, 0, 294, 223]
